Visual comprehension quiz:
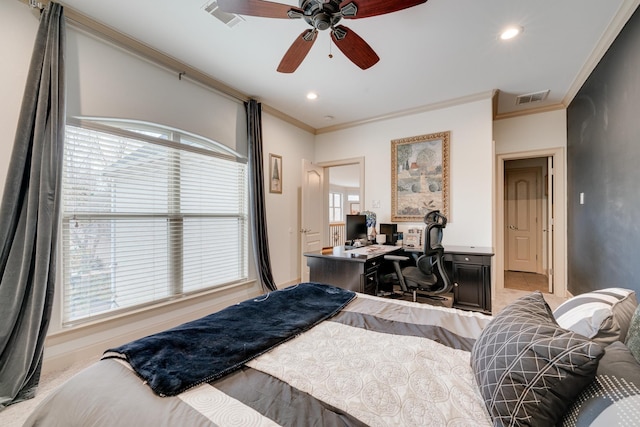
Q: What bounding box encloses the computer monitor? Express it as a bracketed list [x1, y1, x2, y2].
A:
[345, 214, 367, 244]
[379, 223, 398, 245]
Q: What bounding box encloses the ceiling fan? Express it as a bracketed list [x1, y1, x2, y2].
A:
[217, 0, 428, 73]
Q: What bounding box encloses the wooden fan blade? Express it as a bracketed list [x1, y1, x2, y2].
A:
[277, 30, 318, 73]
[217, 0, 303, 19]
[331, 25, 379, 70]
[340, 0, 427, 19]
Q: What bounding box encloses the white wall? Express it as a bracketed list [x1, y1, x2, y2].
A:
[0, 2, 38, 201]
[262, 114, 315, 286]
[315, 99, 495, 248]
[494, 109, 567, 154]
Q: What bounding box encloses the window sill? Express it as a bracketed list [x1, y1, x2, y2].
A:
[43, 279, 260, 372]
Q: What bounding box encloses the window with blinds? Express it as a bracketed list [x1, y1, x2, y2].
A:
[62, 121, 248, 326]
[329, 192, 343, 223]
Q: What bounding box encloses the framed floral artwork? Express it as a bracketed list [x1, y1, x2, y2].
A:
[391, 131, 450, 221]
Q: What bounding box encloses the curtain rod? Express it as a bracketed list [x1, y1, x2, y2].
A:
[29, 0, 46, 9]
[23, 0, 48, 10]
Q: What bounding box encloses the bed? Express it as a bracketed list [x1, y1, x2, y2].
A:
[23, 283, 640, 426]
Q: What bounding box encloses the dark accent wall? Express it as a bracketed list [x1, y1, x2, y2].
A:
[567, 7, 640, 295]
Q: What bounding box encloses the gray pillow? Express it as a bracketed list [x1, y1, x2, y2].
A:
[553, 288, 637, 344]
[561, 341, 640, 426]
[471, 291, 604, 426]
[625, 304, 640, 364]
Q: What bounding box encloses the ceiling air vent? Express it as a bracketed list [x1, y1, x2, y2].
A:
[515, 90, 550, 105]
[203, 1, 244, 28]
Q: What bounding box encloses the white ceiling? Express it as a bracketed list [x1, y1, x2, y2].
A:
[59, 0, 638, 132]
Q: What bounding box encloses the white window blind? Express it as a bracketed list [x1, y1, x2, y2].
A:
[62, 122, 248, 325]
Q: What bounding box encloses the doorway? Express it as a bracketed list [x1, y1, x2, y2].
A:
[504, 159, 549, 292]
[300, 157, 364, 282]
[496, 148, 566, 299]
[327, 164, 362, 247]
[318, 157, 365, 247]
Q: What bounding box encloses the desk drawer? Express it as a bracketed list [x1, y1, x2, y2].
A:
[365, 258, 382, 273]
[363, 271, 377, 295]
[451, 254, 486, 265]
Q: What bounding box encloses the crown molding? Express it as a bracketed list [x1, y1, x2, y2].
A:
[493, 103, 566, 121]
[563, 0, 640, 106]
[315, 90, 496, 135]
[261, 105, 316, 133]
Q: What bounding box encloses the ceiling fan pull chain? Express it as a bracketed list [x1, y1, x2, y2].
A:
[328, 37, 333, 59]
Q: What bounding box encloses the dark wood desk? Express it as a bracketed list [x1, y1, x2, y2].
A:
[305, 245, 494, 314]
[304, 245, 402, 295]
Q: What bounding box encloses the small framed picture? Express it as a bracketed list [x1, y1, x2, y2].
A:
[269, 154, 283, 194]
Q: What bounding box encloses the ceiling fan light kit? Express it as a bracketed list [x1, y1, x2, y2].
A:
[217, 0, 428, 73]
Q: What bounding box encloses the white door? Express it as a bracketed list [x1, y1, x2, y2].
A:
[547, 157, 554, 293]
[505, 168, 539, 273]
[300, 159, 324, 282]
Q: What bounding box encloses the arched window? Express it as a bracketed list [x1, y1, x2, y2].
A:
[61, 118, 248, 325]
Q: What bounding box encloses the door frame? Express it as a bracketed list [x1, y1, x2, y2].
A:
[317, 157, 365, 246]
[495, 147, 567, 299]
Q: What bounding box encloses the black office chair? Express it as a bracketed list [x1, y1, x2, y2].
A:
[384, 210, 452, 302]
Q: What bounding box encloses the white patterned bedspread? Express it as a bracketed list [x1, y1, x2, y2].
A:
[25, 293, 494, 426]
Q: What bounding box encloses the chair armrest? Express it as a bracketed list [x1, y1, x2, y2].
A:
[384, 255, 410, 262]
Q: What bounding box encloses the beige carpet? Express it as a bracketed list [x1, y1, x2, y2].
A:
[493, 287, 566, 314]
[498, 270, 566, 313]
[504, 271, 550, 293]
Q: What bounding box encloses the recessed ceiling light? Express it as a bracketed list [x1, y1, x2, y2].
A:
[306, 92, 318, 100]
[500, 26, 523, 40]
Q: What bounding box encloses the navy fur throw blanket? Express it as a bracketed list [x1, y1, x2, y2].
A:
[103, 282, 356, 396]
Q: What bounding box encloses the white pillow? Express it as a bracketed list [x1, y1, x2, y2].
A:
[553, 288, 637, 344]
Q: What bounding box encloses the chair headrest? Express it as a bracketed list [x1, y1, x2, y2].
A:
[424, 210, 447, 228]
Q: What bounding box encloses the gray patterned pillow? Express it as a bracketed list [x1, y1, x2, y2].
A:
[471, 291, 605, 426]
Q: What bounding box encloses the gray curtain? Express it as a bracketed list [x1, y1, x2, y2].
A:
[0, 3, 66, 410]
[246, 99, 277, 292]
